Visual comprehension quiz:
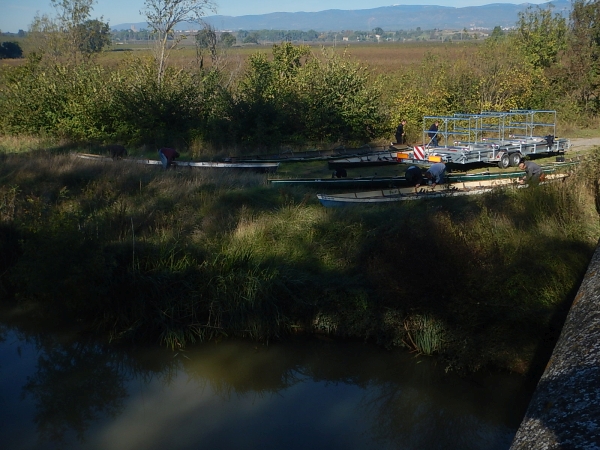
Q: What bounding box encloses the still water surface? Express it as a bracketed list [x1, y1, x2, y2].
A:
[0, 322, 533, 450]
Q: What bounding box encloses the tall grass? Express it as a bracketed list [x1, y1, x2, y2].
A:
[0, 150, 598, 373]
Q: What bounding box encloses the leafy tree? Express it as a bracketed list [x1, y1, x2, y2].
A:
[220, 31, 235, 47]
[28, 0, 103, 64]
[195, 24, 217, 66]
[0, 41, 24, 59]
[75, 19, 111, 57]
[243, 32, 259, 44]
[373, 27, 384, 36]
[514, 5, 567, 69]
[561, 0, 600, 115]
[298, 48, 386, 143]
[52, 0, 96, 61]
[233, 43, 386, 147]
[141, 0, 216, 85]
[196, 26, 215, 49]
[489, 26, 504, 41]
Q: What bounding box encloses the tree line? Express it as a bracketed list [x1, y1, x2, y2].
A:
[1, 0, 600, 151]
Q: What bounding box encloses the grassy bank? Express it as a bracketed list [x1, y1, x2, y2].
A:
[1, 148, 599, 374]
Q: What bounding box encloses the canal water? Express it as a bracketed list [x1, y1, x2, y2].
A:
[0, 321, 533, 450]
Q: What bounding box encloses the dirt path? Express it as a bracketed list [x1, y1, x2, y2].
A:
[569, 137, 600, 153]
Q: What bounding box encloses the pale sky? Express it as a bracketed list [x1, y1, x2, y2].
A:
[2, 0, 554, 33]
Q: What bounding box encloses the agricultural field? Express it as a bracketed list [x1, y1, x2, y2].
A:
[0, 35, 480, 74]
[87, 39, 482, 77]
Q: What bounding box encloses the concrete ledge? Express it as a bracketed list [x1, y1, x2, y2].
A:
[510, 244, 600, 449]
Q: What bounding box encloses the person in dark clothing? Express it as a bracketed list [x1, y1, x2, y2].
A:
[428, 121, 439, 147]
[404, 165, 423, 192]
[518, 160, 544, 185]
[424, 162, 446, 188]
[107, 144, 127, 160]
[158, 147, 180, 169]
[332, 168, 347, 178]
[395, 120, 407, 145]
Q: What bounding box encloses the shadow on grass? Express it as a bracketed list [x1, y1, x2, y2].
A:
[0, 151, 598, 374]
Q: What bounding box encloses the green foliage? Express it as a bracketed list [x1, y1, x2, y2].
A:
[196, 27, 216, 49]
[0, 57, 117, 139]
[242, 32, 260, 44]
[560, 0, 600, 116]
[220, 32, 236, 47]
[232, 43, 387, 148]
[297, 48, 387, 143]
[27, 0, 101, 64]
[514, 5, 567, 69]
[388, 40, 554, 137]
[111, 57, 209, 145]
[489, 26, 505, 41]
[0, 151, 598, 373]
[75, 19, 111, 56]
[0, 41, 23, 59]
[403, 314, 446, 356]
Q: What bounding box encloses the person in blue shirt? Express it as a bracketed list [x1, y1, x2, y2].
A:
[424, 162, 446, 188]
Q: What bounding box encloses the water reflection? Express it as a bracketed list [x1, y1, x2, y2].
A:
[0, 322, 531, 450]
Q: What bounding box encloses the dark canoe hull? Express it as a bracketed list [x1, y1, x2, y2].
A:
[327, 151, 401, 169]
[224, 145, 406, 163]
[76, 153, 279, 173]
[270, 176, 411, 189]
[270, 161, 577, 189]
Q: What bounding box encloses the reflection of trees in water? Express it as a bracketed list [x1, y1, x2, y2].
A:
[181, 340, 304, 398]
[22, 337, 128, 446]
[10, 329, 518, 449]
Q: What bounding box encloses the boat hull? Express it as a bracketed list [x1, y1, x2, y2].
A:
[76, 153, 279, 173]
[317, 173, 568, 207]
[270, 161, 577, 189]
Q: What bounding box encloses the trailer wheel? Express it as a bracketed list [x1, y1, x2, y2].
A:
[498, 154, 510, 169]
[509, 153, 522, 167]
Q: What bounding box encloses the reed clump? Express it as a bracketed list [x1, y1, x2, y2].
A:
[0, 150, 599, 373]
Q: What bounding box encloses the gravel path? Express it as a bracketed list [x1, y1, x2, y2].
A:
[569, 137, 600, 152]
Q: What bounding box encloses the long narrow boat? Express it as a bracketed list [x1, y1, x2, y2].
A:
[327, 150, 401, 169]
[223, 144, 404, 163]
[316, 173, 569, 207]
[270, 161, 578, 189]
[75, 153, 279, 173]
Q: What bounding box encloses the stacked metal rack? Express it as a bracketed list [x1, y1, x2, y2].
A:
[421, 110, 569, 168]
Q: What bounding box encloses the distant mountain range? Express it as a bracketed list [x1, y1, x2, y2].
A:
[112, 1, 570, 32]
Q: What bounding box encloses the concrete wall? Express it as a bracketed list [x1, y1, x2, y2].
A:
[510, 244, 600, 449]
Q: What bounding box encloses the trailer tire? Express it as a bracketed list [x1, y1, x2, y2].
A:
[509, 153, 522, 167]
[498, 154, 510, 169]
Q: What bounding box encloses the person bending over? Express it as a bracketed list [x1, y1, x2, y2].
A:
[518, 160, 544, 185]
[158, 147, 180, 169]
[405, 165, 424, 192]
[424, 162, 446, 189]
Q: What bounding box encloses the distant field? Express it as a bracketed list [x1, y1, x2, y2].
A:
[0, 37, 481, 75]
[95, 40, 481, 74]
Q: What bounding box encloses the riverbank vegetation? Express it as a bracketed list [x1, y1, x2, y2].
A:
[2, 0, 600, 373]
[1, 151, 599, 374]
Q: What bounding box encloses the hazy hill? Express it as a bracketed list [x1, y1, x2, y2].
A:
[112, 1, 570, 32]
